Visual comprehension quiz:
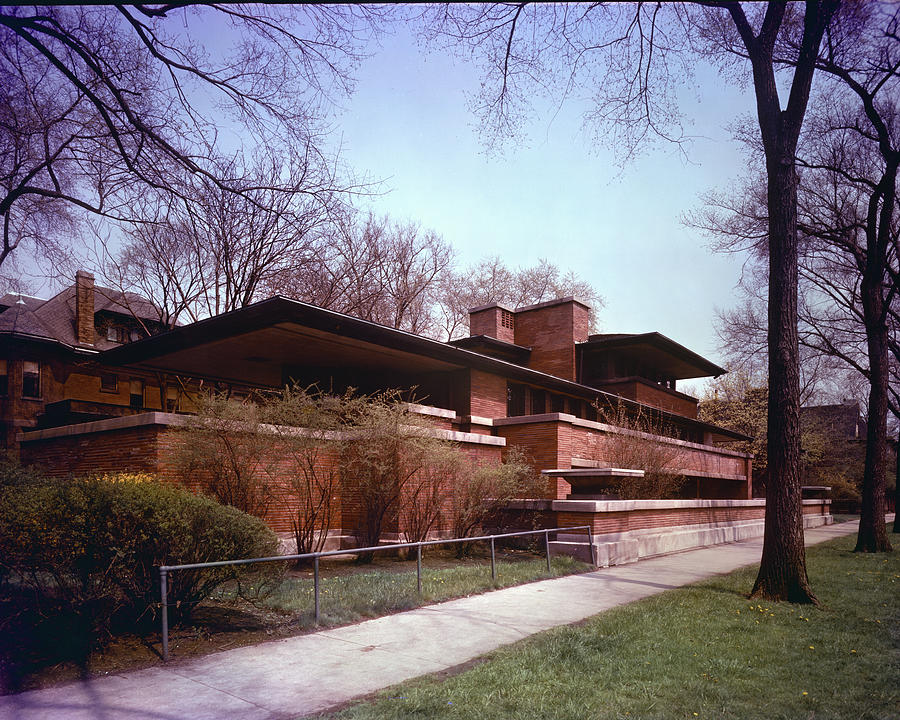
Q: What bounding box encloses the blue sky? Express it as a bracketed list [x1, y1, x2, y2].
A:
[334, 23, 755, 372]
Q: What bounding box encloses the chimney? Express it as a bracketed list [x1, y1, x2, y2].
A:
[512, 297, 590, 381]
[468, 304, 516, 344]
[75, 270, 95, 345]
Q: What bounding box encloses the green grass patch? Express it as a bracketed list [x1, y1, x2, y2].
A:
[248, 555, 590, 629]
[319, 536, 899, 720]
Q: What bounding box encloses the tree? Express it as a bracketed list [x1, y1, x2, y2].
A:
[595, 401, 687, 499]
[171, 392, 275, 520]
[274, 212, 456, 336]
[436, 256, 605, 340]
[339, 390, 448, 562]
[421, 1, 839, 602]
[0, 4, 384, 272]
[695, 3, 898, 552]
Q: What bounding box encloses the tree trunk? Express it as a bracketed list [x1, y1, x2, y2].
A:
[894, 424, 899, 534]
[855, 265, 892, 551]
[750, 156, 817, 603]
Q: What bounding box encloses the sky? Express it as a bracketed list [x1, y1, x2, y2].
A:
[331, 22, 755, 373]
[11, 10, 762, 388]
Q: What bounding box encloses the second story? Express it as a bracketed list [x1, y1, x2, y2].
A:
[450, 297, 723, 419]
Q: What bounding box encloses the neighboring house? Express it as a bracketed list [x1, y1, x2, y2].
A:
[4, 272, 781, 551]
[0, 271, 171, 451]
[801, 400, 866, 441]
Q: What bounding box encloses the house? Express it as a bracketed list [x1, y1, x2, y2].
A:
[2, 272, 833, 563]
[0, 271, 169, 451]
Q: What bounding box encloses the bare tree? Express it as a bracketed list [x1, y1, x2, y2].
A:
[695, 3, 898, 551]
[436, 256, 605, 340]
[0, 4, 385, 273]
[275, 212, 456, 336]
[420, 1, 839, 602]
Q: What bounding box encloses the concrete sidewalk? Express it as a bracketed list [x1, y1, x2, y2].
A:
[0, 520, 866, 720]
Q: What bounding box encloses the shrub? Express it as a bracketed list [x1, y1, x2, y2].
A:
[595, 401, 686, 499]
[170, 392, 276, 518]
[0, 468, 281, 645]
[448, 447, 543, 555]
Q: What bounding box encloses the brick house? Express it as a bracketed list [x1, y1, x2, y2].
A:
[2, 272, 832, 561]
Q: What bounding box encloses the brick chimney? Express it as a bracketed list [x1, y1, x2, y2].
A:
[74, 270, 95, 345]
[513, 297, 590, 381]
[468, 304, 516, 344]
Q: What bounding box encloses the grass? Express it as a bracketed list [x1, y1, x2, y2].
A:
[0, 549, 590, 694]
[231, 553, 591, 630]
[319, 535, 899, 720]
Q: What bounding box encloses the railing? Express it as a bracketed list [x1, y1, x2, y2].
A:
[158, 525, 595, 661]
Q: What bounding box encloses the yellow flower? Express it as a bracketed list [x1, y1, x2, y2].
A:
[809, 646, 814, 650]
[802, 692, 808, 696]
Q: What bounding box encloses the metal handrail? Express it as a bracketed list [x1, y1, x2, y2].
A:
[158, 525, 596, 661]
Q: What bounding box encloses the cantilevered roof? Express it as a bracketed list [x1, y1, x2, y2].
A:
[101, 296, 750, 441]
[580, 332, 726, 380]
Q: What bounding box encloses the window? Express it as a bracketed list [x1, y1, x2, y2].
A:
[100, 373, 118, 393]
[166, 385, 178, 412]
[130, 379, 144, 409]
[106, 325, 127, 343]
[551, 394, 566, 414]
[530, 389, 546, 415]
[22, 360, 40, 398]
[0, 359, 6, 396]
[507, 383, 526, 417]
[500, 309, 514, 330]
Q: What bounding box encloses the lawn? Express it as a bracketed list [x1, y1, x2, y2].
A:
[319, 535, 899, 720]
[1, 548, 589, 693]
[253, 553, 589, 628]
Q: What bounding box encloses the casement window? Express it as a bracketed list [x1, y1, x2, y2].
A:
[166, 385, 178, 412]
[22, 360, 40, 399]
[130, 379, 144, 409]
[106, 325, 128, 343]
[506, 383, 526, 417]
[0, 359, 7, 396]
[100, 373, 118, 393]
[530, 389, 546, 415]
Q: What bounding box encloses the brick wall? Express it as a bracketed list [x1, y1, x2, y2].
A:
[513, 299, 589, 381]
[469, 370, 508, 418]
[600, 379, 698, 418]
[496, 414, 753, 500]
[21, 412, 505, 540]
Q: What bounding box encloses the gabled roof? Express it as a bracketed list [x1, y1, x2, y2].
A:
[0, 281, 160, 350]
[580, 332, 726, 380]
[0, 300, 56, 339]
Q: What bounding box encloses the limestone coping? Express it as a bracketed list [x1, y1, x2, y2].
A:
[494, 413, 753, 459]
[551, 498, 830, 512]
[542, 467, 645, 478]
[19, 410, 507, 447]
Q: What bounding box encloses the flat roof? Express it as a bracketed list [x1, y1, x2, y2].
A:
[101, 296, 750, 441]
[581, 332, 726, 379]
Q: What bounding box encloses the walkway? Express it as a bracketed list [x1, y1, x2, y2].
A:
[0, 520, 865, 720]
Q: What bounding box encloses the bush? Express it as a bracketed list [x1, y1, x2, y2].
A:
[0, 467, 281, 645]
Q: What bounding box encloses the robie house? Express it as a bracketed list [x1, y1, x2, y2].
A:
[1, 272, 832, 566]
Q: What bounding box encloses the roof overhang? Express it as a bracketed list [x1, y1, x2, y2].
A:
[580, 332, 726, 379]
[100, 296, 751, 442]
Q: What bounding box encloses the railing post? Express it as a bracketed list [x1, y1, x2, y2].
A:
[545, 529, 551, 573]
[314, 556, 320, 624]
[490, 537, 496, 581]
[416, 544, 422, 594]
[160, 568, 169, 662]
[587, 526, 597, 568]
